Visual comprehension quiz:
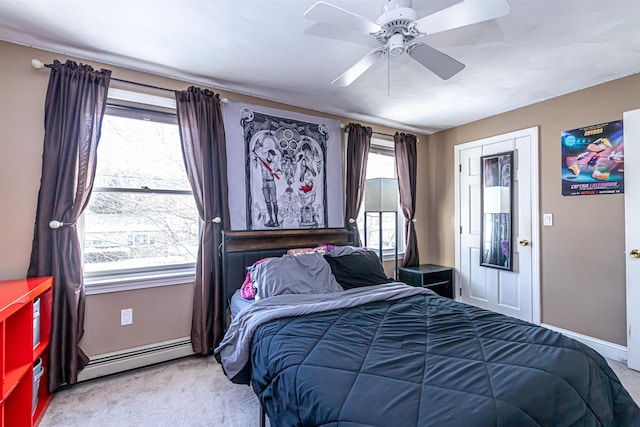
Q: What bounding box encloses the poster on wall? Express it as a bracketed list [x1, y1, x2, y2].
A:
[561, 120, 624, 196]
[223, 101, 343, 230]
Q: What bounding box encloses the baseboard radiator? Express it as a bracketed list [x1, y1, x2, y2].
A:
[78, 337, 194, 382]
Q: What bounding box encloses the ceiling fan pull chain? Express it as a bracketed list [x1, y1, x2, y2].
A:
[387, 52, 391, 97]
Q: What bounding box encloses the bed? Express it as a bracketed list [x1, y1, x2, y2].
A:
[215, 229, 640, 426]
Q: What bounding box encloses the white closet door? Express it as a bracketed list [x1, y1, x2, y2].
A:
[624, 108, 640, 371]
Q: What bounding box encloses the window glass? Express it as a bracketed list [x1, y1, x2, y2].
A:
[357, 141, 405, 255]
[94, 111, 190, 191]
[366, 151, 396, 179]
[83, 107, 198, 274]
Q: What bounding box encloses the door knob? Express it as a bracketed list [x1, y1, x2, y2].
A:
[519, 239, 529, 246]
[630, 249, 640, 258]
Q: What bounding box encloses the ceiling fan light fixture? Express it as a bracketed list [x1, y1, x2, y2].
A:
[388, 33, 406, 56]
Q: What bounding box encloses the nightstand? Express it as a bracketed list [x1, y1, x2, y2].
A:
[398, 264, 454, 299]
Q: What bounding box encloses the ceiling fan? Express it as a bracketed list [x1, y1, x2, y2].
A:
[304, 0, 510, 86]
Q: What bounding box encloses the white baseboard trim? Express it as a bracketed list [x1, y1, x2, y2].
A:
[78, 337, 194, 382]
[541, 323, 627, 362]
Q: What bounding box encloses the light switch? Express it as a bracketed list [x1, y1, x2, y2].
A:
[543, 213, 553, 226]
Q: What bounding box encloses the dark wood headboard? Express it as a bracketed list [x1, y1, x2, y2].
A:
[220, 228, 356, 328]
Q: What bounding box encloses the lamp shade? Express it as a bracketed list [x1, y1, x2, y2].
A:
[365, 178, 398, 212]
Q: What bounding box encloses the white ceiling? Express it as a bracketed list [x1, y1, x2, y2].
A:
[1, 0, 638, 134]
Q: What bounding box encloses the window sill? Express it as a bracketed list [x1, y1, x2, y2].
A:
[84, 267, 196, 295]
[381, 252, 405, 262]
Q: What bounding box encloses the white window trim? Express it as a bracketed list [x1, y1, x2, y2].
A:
[84, 267, 196, 295]
[370, 137, 394, 151]
[107, 87, 176, 109]
[382, 251, 405, 262]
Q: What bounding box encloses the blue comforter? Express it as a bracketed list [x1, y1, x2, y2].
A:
[245, 292, 640, 426]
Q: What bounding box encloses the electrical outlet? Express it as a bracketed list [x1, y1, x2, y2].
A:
[543, 213, 553, 226]
[121, 308, 133, 326]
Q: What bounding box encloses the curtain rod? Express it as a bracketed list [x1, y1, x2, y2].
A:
[373, 130, 420, 142]
[32, 59, 412, 133]
[373, 131, 394, 138]
[340, 123, 419, 141]
[31, 59, 229, 102]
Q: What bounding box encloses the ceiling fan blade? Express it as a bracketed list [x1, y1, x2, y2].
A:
[332, 47, 386, 86]
[407, 42, 465, 80]
[412, 0, 509, 36]
[304, 1, 382, 35]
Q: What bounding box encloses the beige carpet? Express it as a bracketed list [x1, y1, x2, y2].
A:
[608, 359, 640, 405]
[40, 356, 264, 427]
[41, 356, 640, 426]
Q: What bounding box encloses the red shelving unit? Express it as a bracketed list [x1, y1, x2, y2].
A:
[1, 277, 53, 427]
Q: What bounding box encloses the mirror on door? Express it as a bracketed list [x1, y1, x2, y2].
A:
[480, 151, 513, 270]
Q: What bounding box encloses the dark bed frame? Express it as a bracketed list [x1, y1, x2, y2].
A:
[220, 228, 356, 427]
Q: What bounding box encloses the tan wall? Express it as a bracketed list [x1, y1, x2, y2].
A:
[5, 37, 635, 350]
[422, 73, 640, 346]
[81, 283, 194, 356]
[0, 40, 424, 355]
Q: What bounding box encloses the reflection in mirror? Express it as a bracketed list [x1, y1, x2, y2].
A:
[480, 152, 513, 271]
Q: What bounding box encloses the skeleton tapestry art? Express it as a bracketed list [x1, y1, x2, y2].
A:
[223, 101, 342, 231]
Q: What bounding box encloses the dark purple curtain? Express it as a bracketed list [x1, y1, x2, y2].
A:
[345, 123, 372, 245]
[27, 60, 111, 391]
[394, 132, 420, 267]
[175, 87, 230, 353]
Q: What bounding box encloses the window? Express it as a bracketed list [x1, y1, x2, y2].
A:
[82, 104, 199, 278]
[357, 139, 405, 258]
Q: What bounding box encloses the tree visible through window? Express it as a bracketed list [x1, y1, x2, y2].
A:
[82, 106, 199, 274]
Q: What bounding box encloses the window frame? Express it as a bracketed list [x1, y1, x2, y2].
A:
[357, 137, 406, 260]
[82, 92, 198, 294]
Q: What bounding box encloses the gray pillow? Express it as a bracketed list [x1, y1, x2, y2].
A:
[326, 245, 369, 257]
[251, 252, 343, 299]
